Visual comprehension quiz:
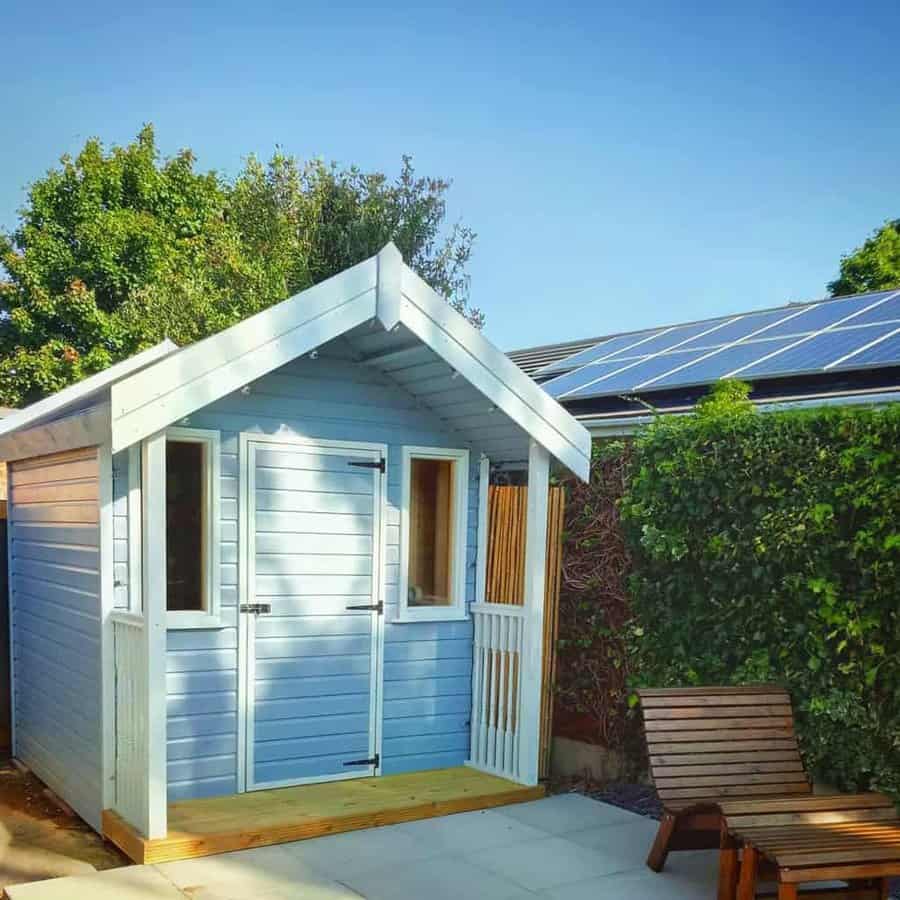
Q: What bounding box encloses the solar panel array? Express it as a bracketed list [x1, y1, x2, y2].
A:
[539, 289, 900, 400]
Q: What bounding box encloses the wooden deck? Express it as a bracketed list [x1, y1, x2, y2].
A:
[102, 767, 544, 864]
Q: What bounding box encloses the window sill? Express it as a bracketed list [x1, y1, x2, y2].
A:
[392, 609, 470, 624]
[167, 612, 226, 630]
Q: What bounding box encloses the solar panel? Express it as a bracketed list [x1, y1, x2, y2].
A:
[675, 308, 810, 350]
[531, 288, 900, 397]
[536, 331, 663, 376]
[735, 323, 899, 379]
[828, 328, 900, 370]
[641, 337, 798, 390]
[563, 350, 709, 399]
[541, 359, 632, 397]
[846, 292, 900, 327]
[601, 319, 730, 361]
[761, 293, 893, 338]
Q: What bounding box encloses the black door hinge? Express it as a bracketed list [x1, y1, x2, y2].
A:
[344, 753, 379, 768]
[345, 601, 383, 614]
[240, 603, 271, 614]
[348, 458, 385, 473]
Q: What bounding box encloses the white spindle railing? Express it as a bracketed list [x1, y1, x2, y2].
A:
[469, 602, 525, 779]
[112, 613, 148, 830]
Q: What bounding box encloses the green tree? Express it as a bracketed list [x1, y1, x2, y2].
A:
[828, 219, 900, 297]
[0, 126, 478, 407]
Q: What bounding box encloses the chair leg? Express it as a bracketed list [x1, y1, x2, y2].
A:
[736, 845, 758, 900]
[646, 811, 677, 872]
[777, 885, 798, 900]
[717, 825, 740, 900]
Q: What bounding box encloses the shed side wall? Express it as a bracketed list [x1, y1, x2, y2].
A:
[8, 447, 103, 830]
[166, 349, 478, 801]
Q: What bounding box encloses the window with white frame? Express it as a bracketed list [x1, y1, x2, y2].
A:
[165, 427, 221, 628]
[398, 446, 469, 621]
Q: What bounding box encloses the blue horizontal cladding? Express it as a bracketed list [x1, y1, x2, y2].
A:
[256, 753, 371, 783]
[647, 337, 797, 390]
[380, 750, 470, 776]
[565, 350, 707, 398]
[161, 348, 481, 799]
[168, 712, 237, 740]
[169, 776, 237, 802]
[736, 324, 898, 379]
[831, 329, 900, 369]
[256, 713, 370, 742]
[255, 732, 369, 763]
[9, 449, 104, 831]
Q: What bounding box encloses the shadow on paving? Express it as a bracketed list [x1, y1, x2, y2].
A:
[0, 758, 129, 893]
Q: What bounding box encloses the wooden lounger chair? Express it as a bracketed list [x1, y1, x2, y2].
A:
[638, 685, 813, 873]
[721, 793, 899, 900]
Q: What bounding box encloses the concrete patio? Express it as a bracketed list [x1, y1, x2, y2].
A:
[6, 793, 719, 899]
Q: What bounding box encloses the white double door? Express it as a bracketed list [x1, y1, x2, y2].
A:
[240, 437, 384, 790]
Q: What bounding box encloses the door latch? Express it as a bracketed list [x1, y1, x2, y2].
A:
[240, 603, 271, 615]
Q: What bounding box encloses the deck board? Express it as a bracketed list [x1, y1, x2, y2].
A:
[102, 767, 544, 863]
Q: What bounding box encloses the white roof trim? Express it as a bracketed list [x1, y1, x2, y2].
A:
[398, 266, 591, 479]
[110, 257, 378, 452]
[2, 245, 591, 480]
[0, 339, 178, 442]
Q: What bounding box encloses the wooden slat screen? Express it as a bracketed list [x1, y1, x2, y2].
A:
[484, 484, 565, 778]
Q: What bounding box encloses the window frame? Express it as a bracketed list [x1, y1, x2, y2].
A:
[165, 427, 222, 629]
[397, 445, 470, 623]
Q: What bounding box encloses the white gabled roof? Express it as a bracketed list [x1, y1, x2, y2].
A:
[1, 245, 591, 479]
[0, 339, 179, 441]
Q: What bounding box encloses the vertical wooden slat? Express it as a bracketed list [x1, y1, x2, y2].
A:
[480, 481, 564, 780]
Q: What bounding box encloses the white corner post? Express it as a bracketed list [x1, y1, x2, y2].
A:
[142, 431, 168, 838]
[518, 439, 550, 786]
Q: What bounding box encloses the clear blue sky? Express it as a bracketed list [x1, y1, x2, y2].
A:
[3, 0, 898, 351]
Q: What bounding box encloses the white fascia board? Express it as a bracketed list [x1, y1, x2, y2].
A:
[0, 340, 177, 441]
[0, 403, 110, 462]
[399, 266, 591, 481]
[109, 258, 378, 453]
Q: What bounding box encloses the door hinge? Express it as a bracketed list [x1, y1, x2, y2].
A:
[240, 603, 271, 615]
[345, 601, 383, 614]
[344, 753, 379, 768]
[348, 458, 385, 473]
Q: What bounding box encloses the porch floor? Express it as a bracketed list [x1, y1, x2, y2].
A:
[102, 767, 543, 864]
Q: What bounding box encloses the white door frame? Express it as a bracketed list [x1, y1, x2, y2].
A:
[237, 432, 387, 793]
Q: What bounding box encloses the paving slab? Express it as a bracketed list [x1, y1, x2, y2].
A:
[493, 792, 640, 835]
[5, 864, 186, 899]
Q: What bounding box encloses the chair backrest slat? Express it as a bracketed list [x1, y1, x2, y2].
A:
[639, 685, 812, 809]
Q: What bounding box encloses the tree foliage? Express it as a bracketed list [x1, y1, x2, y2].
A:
[620, 382, 900, 798]
[828, 218, 900, 297]
[0, 126, 478, 407]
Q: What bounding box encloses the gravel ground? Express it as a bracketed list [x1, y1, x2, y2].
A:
[551, 778, 899, 898]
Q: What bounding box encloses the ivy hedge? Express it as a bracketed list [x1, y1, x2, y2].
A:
[558, 383, 900, 798]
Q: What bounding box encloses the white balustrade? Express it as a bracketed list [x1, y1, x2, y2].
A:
[469, 602, 525, 779]
[111, 613, 148, 830]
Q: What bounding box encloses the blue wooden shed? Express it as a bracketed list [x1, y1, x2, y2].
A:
[0, 245, 590, 860]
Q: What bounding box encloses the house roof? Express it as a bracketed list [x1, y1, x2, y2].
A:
[509, 287, 900, 426]
[0, 245, 591, 480]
